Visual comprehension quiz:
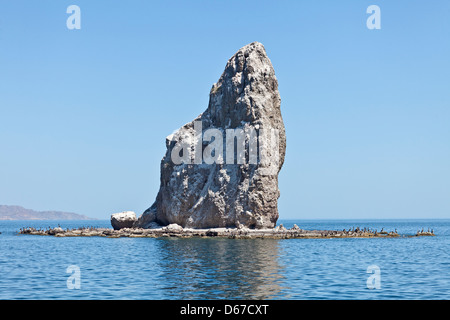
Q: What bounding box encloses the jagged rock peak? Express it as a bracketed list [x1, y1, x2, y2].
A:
[206, 41, 281, 129]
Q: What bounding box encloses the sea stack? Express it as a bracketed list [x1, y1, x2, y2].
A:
[137, 42, 286, 229]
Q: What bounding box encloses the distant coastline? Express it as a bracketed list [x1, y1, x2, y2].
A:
[0, 205, 95, 220]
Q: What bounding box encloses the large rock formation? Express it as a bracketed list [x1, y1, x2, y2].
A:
[137, 42, 286, 229]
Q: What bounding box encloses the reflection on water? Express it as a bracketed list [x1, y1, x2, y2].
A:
[154, 238, 288, 299]
[1, 220, 450, 299]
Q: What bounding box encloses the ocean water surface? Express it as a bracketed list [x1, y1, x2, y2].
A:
[0, 219, 449, 300]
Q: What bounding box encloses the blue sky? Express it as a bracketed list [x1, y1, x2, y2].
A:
[0, 0, 449, 219]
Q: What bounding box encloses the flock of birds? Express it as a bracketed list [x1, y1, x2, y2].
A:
[338, 227, 394, 235]
[19, 224, 99, 234]
[16, 225, 435, 236]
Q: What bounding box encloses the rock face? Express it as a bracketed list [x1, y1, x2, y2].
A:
[111, 211, 137, 230]
[137, 42, 286, 229]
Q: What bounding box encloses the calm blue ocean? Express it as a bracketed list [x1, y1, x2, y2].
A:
[0, 219, 449, 300]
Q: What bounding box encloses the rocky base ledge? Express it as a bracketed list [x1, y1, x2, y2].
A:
[18, 224, 435, 239]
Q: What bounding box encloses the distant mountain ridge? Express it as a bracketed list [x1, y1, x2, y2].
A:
[0, 205, 95, 220]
